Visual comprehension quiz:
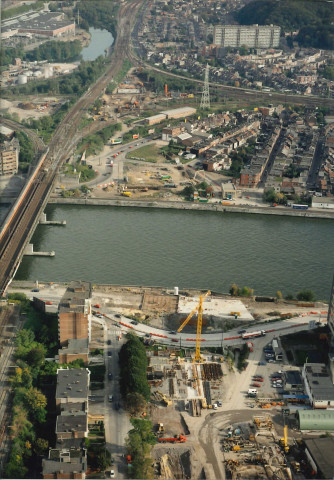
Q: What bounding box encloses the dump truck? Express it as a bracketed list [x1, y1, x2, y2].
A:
[157, 423, 165, 433]
[158, 435, 186, 443]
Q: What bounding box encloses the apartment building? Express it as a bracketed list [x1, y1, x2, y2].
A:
[213, 24, 281, 49]
[58, 281, 92, 346]
[0, 137, 20, 175]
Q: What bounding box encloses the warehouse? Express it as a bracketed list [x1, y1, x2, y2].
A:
[297, 410, 334, 431]
[161, 106, 196, 120]
[2, 11, 75, 38]
[304, 437, 334, 479]
[302, 363, 334, 408]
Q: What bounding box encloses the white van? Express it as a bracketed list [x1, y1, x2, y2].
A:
[248, 389, 257, 394]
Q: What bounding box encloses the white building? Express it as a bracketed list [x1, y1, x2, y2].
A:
[302, 363, 334, 409]
[213, 24, 281, 49]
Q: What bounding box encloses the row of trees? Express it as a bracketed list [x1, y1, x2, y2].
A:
[119, 335, 154, 478]
[2, 40, 82, 67]
[5, 328, 49, 478]
[77, 122, 122, 157]
[230, 284, 254, 297]
[263, 188, 311, 206]
[126, 419, 156, 479]
[119, 334, 150, 402]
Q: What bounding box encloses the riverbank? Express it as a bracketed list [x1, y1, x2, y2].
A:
[48, 197, 334, 219]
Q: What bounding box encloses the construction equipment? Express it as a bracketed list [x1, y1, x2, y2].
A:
[157, 423, 165, 433]
[158, 434, 186, 443]
[156, 390, 172, 406]
[177, 291, 211, 363]
[279, 425, 289, 453]
[121, 191, 132, 197]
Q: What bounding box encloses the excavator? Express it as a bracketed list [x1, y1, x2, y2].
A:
[177, 291, 211, 363]
[279, 425, 289, 453]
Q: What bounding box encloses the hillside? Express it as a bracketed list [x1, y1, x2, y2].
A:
[235, 0, 334, 49]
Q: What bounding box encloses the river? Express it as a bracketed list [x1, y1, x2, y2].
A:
[15, 205, 334, 300]
[80, 27, 114, 61]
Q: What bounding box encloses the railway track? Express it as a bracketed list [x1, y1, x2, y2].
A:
[0, 117, 46, 153]
[0, 0, 144, 295]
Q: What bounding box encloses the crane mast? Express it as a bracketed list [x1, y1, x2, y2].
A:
[177, 291, 211, 363]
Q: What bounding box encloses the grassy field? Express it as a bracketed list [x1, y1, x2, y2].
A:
[126, 143, 165, 163]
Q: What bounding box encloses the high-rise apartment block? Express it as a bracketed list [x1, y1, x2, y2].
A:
[213, 24, 281, 49]
[58, 281, 92, 347]
[0, 137, 20, 175]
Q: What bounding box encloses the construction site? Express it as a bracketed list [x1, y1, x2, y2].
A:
[222, 418, 294, 480]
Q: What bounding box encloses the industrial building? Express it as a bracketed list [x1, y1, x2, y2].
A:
[284, 370, 304, 392]
[161, 106, 197, 120]
[298, 410, 334, 431]
[213, 24, 281, 49]
[304, 437, 334, 479]
[0, 137, 20, 176]
[58, 281, 92, 346]
[2, 11, 75, 39]
[302, 363, 334, 408]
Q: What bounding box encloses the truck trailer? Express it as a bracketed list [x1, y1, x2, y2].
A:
[242, 330, 266, 339]
[157, 435, 187, 443]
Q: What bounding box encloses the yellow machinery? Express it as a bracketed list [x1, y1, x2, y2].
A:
[279, 425, 289, 453]
[177, 291, 211, 363]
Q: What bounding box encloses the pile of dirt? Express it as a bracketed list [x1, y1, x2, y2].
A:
[18, 102, 35, 110]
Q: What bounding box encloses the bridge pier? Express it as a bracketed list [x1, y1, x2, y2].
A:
[39, 212, 66, 225]
[24, 243, 55, 257]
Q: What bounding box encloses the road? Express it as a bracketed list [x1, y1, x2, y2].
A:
[307, 131, 326, 188]
[103, 323, 131, 479]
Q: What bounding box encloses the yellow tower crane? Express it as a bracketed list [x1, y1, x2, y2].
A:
[177, 291, 211, 363]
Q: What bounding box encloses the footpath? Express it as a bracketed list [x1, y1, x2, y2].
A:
[48, 196, 334, 220]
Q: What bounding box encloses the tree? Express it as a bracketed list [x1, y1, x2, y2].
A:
[34, 438, 48, 456]
[10, 406, 33, 440]
[263, 188, 278, 204]
[25, 346, 46, 368]
[229, 283, 239, 296]
[285, 293, 294, 301]
[24, 388, 47, 423]
[125, 392, 147, 416]
[276, 291, 283, 300]
[296, 290, 315, 302]
[240, 286, 254, 297]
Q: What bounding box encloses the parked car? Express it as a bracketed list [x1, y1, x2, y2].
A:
[110, 470, 115, 478]
[93, 304, 101, 308]
[31, 289, 39, 292]
[108, 395, 113, 402]
[115, 314, 121, 318]
[238, 329, 246, 334]
[108, 351, 112, 357]
[108, 373, 112, 380]
[258, 361, 267, 366]
[131, 320, 138, 325]
[107, 340, 111, 345]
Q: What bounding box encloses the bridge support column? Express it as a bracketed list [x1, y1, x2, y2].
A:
[24, 244, 55, 257]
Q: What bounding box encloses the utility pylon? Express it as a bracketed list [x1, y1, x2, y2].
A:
[200, 64, 210, 109]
